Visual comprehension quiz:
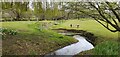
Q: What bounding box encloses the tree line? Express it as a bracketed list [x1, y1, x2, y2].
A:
[1, 2, 120, 32]
[2, 2, 68, 21]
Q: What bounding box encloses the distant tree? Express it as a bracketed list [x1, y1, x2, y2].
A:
[12, 2, 29, 21]
[33, 2, 64, 21]
[33, 2, 44, 21]
[2, 2, 29, 21]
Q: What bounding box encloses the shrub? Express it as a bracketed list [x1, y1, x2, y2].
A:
[0, 28, 17, 36]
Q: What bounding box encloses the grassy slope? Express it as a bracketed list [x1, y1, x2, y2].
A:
[1, 21, 77, 55]
[53, 19, 118, 42]
[53, 19, 119, 55]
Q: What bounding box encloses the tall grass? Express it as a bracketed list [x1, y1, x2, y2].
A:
[93, 41, 119, 55]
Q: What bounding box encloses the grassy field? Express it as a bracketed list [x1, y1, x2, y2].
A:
[53, 19, 119, 55]
[53, 19, 118, 42]
[0, 19, 119, 55]
[0, 21, 77, 55]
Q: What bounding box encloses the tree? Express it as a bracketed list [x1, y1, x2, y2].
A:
[2, 2, 29, 21]
[12, 2, 29, 21]
[33, 2, 44, 21]
[62, 2, 120, 32]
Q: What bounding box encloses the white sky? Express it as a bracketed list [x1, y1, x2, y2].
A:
[29, 0, 34, 11]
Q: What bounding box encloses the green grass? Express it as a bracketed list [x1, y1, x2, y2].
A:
[1, 19, 119, 55]
[1, 21, 77, 55]
[93, 41, 119, 55]
[53, 19, 118, 41]
[53, 19, 119, 55]
[79, 41, 119, 55]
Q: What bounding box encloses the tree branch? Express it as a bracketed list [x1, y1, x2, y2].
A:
[79, 9, 118, 32]
[89, 2, 120, 32]
[106, 2, 120, 22]
[93, 18, 117, 32]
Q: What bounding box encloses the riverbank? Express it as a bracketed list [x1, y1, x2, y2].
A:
[52, 28, 96, 46]
[1, 19, 119, 55]
[52, 19, 118, 55]
[1, 21, 78, 55]
[45, 35, 94, 57]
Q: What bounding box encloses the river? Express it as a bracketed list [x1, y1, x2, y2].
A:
[45, 35, 94, 57]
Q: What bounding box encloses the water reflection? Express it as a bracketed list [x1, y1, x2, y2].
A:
[45, 35, 94, 57]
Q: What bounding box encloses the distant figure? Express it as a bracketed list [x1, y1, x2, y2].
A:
[70, 24, 72, 27]
[77, 24, 79, 28]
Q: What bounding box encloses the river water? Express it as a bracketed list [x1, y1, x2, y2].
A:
[45, 35, 94, 57]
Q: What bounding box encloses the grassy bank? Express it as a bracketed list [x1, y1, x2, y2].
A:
[1, 21, 77, 55]
[53, 19, 119, 55]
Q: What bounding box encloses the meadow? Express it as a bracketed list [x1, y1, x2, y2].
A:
[53, 19, 119, 55]
[1, 21, 77, 55]
[0, 19, 119, 55]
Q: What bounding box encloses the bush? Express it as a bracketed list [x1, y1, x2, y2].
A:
[0, 28, 17, 36]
